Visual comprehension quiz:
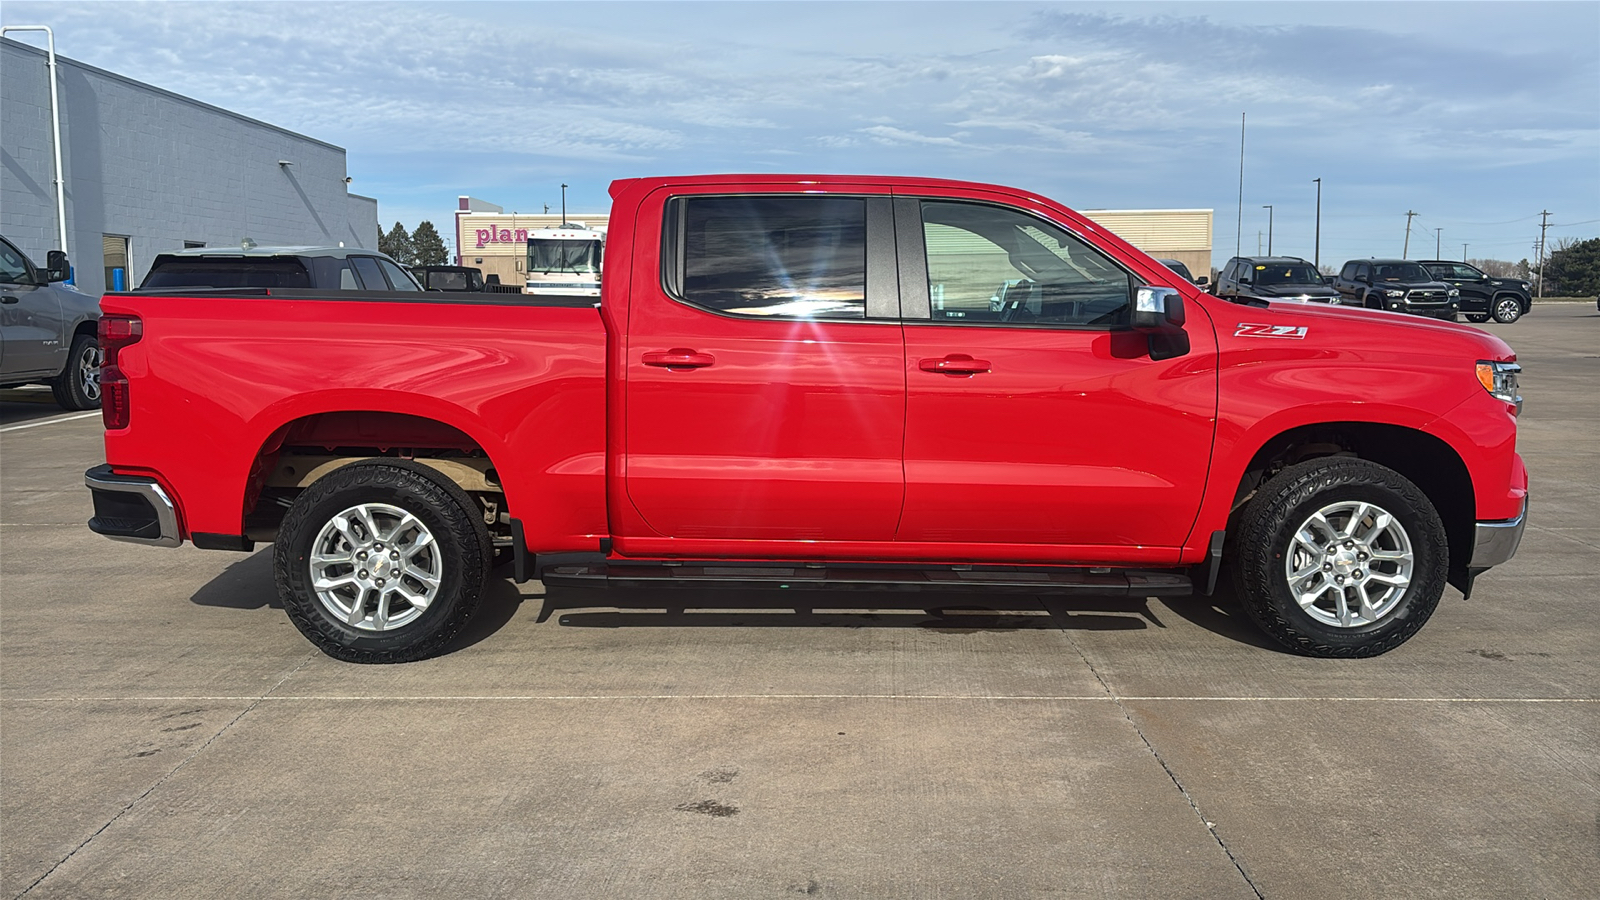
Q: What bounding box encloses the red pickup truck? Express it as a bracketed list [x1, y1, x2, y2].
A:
[85, 174, 1528, 663]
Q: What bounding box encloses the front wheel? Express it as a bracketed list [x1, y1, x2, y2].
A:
[51, 333, 101, 410]
[275, 461, 492, 663]
[1492, 297, 1524, 324]
[1231, 458, 1448, 658]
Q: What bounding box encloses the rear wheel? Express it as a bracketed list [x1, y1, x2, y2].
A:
[275, 461, 492, 663]
[1492, 297, 1523, 324]
[1466, 314, 1490, 323]
[51, 333, 101, 410]
[1231, 458, 1447, 658]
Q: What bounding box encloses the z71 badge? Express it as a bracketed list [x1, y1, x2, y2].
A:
[1235, 323, 1309, 339]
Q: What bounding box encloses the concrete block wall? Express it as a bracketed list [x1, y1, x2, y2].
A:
[2, 38, 371, 297]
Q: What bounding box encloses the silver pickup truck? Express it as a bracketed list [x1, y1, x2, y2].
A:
[0, 234, 101, 410]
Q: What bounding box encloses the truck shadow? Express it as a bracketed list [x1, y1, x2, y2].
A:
[189, 554, 1284, 653]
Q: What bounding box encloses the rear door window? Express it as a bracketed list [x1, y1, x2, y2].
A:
[671, 196, 867, 319]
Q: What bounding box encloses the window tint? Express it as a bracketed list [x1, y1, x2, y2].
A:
[921, 201, 1131, 327]
[140, 258, 311, 289]
[678, 196, 866, 318]
[1355, 264, 1372, 280]
[1340, 262, 1357, 279]
[350, 256, 387, 290]
[378, 259, 420, 291]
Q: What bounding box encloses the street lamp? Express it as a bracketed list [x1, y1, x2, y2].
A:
[1435, 227, 1442, 259]
[1262, 205, 1274, 256]
[1313, 178, 1322, 268]
[560, 183, 568, 227]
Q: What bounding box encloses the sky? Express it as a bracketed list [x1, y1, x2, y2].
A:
[5, 0, 1598, 269]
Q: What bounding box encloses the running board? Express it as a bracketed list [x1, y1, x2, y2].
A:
[539, 562, 1192, 596]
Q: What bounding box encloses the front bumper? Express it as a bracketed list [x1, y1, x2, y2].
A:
[85, 464, 181, 547]
[1468, 497, 1528, 570]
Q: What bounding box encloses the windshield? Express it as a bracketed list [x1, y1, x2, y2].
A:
[140, 258, 311, 289]
[527, 238, 602, 275]
[1373, 263, 1430, 282]
[1254, 264, 1322, 286]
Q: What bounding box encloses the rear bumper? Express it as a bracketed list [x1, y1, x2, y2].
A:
[84, 464, 182, 547]
[1469, 496, 1527, 570]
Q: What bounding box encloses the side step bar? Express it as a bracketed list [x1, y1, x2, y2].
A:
[539, 562, 1192, 596]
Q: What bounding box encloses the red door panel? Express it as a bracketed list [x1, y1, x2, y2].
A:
[898, 323, 1217, 556]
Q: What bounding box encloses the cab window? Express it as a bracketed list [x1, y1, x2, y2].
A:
[670, 196, 866, 319]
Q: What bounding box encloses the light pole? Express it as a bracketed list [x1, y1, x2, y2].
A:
[1262, 205, 1274, 256]
[1435, 227, 1441, 258]
[1462, 243, 1468, 263]
[1313, 178, 1322, 269]
[560, 184, 568, 227]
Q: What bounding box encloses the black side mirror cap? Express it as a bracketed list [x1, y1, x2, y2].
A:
[44, 250, 70, 283]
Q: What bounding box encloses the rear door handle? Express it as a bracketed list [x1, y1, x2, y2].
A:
[0, 293, 17, 304]
[643, 348, 716, 369]
[919, 354, 991, 376]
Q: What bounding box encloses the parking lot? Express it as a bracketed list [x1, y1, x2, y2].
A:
[2, 303, 1595, 899]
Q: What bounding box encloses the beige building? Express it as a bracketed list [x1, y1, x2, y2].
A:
[451, 195, 1212, 289]
[453, 196, 609, 288]
[1081, 209, 1214, 281]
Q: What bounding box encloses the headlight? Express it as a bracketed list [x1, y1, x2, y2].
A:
[1447, 288, 1460, 297]
[1475, 360, 1521, 407]
[1521, 282, 1532, 291]
[1385, 289, 1405, 298]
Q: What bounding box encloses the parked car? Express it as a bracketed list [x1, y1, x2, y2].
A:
[413, 265, 486, 292]
[137, 246, 424, 292]
[1333, 259, 1460, 320]
[1215, 256, 1341, 304]
[85, 173, 1527, 663]
[1417, 260, 1531, 324]
[0, 235, 100, 410]
[1156, 258, 1208, 287]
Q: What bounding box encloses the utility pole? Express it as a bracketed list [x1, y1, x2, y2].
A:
[561, 184, 569, 227]
[1236, 113, 1246, 257]
[1313, 178, 1322, 268]
[1262, 205, 1274, 255]
[1462, 243, 1468, 263]
[1435, 227, 1441, 258]
[1257, 230, 1263, 255]
[1536, 210, 1551, 298]
[1403, 210, 1418, 257]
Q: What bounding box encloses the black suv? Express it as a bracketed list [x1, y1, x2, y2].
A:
[1417, 260, 1530, 324]
[1333, 259, 1459, 320]
[1214, 256, 1341, 304]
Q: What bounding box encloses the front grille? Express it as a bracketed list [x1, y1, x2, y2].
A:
[1407, 290, 1446, 304]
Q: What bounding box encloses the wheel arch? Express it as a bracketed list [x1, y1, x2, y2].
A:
[1223, 421, 1475, 582]
[239, 401, 513, 544]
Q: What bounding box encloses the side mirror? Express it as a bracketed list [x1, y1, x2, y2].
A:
[1134, 286, 1185, 329]
[1134, 286, 1188, 361]
[1194, 276, 1209, 286]
[45, 250, 70, 283]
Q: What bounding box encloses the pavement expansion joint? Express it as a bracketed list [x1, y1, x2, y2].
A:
[1061, 631, 1268, 900]
[12, 651, 320, 898]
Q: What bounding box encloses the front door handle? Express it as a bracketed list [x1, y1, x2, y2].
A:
[919, 354, 991, 376]
[0, 293, 17, 304]
[643, 348, 716, 369]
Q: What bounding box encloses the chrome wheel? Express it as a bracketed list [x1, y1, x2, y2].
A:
[1284, 500, 1413, 628]
[309, 503, 441, 632]
[78, 343, 102, 402]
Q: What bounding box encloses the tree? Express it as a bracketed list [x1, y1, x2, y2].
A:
[1543, 237, 1600, 297]
[411, 221, 448, 266]
[379, 221, 414, 265]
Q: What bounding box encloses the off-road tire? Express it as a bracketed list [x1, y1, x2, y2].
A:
[51, 333, 101, 410]
[275, 460, 492, 663]
[1492, 296, 1523, 324]
[1231, 458, 1448, 658]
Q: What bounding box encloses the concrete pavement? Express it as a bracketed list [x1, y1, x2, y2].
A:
[3, 304, 1595, 898]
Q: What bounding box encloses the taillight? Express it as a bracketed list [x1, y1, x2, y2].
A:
[98, 315, 142, 429]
